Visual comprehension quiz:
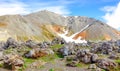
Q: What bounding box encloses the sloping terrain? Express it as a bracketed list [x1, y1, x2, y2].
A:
[0, 10, 119, 42]
[73, 20, 120, 41]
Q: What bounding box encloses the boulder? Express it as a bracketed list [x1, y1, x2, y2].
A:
[90, 42, 114, 55]
[40, 41, 50, 48]
[108, 54, 120, 60]
[88, 64, 97, 69]
[66, 61, 78, 67]
[25, 48, 54, 58]
[3, 54, 24, 70]
[58, 45, 69, 56]
[26, 40, 39, 48]
[91, 54, 98, 63]
[76, 49, 98, 64]
[82, 55, 91, 63]
[96, 59, 117, 71]
[5, 37, 18, 49]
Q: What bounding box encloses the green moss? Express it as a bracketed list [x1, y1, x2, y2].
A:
[115, 59, 120, 64]
[49, 68, 55, 71]
[39, 54, 60, 62]
[50, 44, 64, 58]
[3, 48, 13, 54]
[3, 46, 32, 56]
[76, 62, 89, 68]
[76, 63, 82, 67]
[0, 63, 3, 67]
[19, 57, 36, 71]
[23, 58, 35, 63]
[51, 44, 64, 49]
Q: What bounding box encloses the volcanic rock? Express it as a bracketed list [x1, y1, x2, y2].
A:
[25, 48, 54, 58]
[96, 59, 117, 71]
[3, 54, 24, 70]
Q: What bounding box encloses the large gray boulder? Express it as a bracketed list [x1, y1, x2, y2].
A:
[76, 49, 98, 63]
[91, 54, 98, 63]
[4, 37, 19, 49]
[58, 45, 69, 56]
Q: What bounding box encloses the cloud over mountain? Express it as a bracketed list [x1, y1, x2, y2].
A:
[102, 2, 120, 29]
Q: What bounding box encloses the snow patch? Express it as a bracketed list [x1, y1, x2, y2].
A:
[70, 24, 90, 38]
[74, 16, 78, 18]
[63, 16, 67, 18]
[57, 22, 95, 43]
[57, 30, 87, 43]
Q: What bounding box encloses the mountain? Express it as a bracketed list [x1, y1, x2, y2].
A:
[0, 10, 119, 42]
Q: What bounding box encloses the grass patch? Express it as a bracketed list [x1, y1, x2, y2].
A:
[0, 63, 3, 67]
[19, 57, 36, 71]
[115, 59, 120, 64]
[39, 53, 60, 62]
[56, 52, 64, 58]
[3, 46, 32, 56]
[3, 48, 14, 54]
[51, 44, 64, 49]
[76, 62, 89, 68]
[49, 68, 55, 71]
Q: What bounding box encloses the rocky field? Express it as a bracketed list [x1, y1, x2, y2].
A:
[0, 37, 119, 71]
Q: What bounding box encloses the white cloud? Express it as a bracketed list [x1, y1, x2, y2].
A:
[0, 0, 71, 16]
[101, 6, 116, 12]
[102, 2, 120, 29]
[35, 6, 70, 15]
[0, 1, 30, 15]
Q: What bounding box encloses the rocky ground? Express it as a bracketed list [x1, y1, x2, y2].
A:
[0, 37, 120, 71]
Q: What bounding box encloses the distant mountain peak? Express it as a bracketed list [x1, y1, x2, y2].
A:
[0, 10, 119, 42]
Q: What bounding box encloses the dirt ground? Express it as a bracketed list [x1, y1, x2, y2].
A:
[25, 59, 89, 71]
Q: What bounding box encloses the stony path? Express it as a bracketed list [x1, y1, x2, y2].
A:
[25, 59, 90, 71]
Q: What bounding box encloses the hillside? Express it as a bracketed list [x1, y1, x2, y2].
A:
[0, 10, 119, 42]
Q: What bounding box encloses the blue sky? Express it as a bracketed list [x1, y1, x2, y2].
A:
[0, 0, 120, 30]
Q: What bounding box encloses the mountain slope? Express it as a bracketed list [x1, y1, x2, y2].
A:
[0, 10, 119, 42]
[73, 20, 120, 41]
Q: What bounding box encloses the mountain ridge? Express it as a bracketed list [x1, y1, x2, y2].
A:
[0, 10, 119, 42]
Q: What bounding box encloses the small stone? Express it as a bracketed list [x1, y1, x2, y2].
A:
[30, 60, 46, 68]
[88, 64, 97, 69]
[95, 67, 102, 71]
[91, 54, 98, 63]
